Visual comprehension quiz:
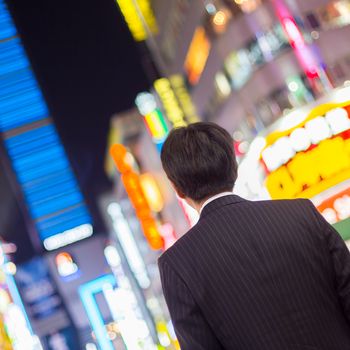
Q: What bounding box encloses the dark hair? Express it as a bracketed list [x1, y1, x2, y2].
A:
[161, 122, 238, 202]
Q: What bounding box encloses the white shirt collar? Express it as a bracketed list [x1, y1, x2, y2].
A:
[199, 192, 234, 214]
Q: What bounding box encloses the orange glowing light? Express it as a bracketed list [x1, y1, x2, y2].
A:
[212, 9, 231, 34]
[213, 11, 227, 26]
[55, 252, 73, 265]
[110, 144, 164, 250]
[184, 27, 211, 85]
[55, 252, 79, 277]
[140, 173, 164, 212]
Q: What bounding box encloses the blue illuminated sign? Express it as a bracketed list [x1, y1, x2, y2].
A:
[79, 275, 116, 350]
[0, 1, 93, 250]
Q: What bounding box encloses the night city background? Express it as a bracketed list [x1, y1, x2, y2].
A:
[1, 0, 350, 349]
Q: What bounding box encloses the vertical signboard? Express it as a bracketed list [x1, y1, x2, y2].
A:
[0, 1, 93, 251]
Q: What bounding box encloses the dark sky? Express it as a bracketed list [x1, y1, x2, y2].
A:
[1, 0, 152, 262]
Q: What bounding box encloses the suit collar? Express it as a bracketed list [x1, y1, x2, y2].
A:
[199, 194, 246, 220]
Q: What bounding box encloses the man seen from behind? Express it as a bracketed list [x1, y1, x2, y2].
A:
[159, 122, 350, 350]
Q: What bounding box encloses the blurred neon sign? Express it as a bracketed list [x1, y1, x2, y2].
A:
[273, 0, 319, 79]
[0, 244, 41, 350]
[317, 187, 350, 224]
[79, 275, 116, 350]
[55, 252, 79, 278]
[107, 203, 151, 288]
[261, 102, 350, 200]
[0, 1, 93, 250]
[140, 173, 164, 213]
[115, 0, 158, 41]
[169, 75, 200, 124]
[135, 92, 168, 151]
[110, 144, 164, 250]
[184, 27, 211, 85]
[154, 78, 187, 128]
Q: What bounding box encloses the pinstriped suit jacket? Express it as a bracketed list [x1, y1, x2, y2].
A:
[158, 195, 350, 350]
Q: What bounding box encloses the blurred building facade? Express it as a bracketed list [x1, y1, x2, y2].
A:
[123, 0, 350, 249]
[144, 0, 350, 142]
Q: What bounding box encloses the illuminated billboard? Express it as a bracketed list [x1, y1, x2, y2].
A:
[262, 102, 350, 200]
[236, 86, 350, 240]
[135, 92, 168, 152]
[169, 74, 200, 124]
[0, 1, 92, 250]
[115, 0, 158, 42]
[154, 78, 187, 128]
[136, 75, 200, 147]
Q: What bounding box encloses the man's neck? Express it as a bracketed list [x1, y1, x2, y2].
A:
[198, 191, 234, 214]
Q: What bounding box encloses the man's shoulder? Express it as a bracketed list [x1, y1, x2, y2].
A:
[158, 198, 314, 266]
[241, 197, 312, 212]
[158, 223, 203, 268]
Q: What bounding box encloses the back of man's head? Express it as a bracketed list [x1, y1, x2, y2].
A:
[160, 122, 238, 202]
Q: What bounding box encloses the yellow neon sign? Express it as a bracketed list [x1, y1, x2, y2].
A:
[0, 314, 12, 350]
[116, 0, 158, 42]
[170, 74, 200, 124]
[263, 102, 350, 200]
[144, 110, 168, 140]
[264, 100, 350, 147]
[154, 78, 187, 128]
[266, 136, 350, 199]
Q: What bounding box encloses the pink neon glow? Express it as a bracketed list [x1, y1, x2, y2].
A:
[273, 0, 319, 79]
[160, 223, 177, 251]
[282, 17, 304, 47]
